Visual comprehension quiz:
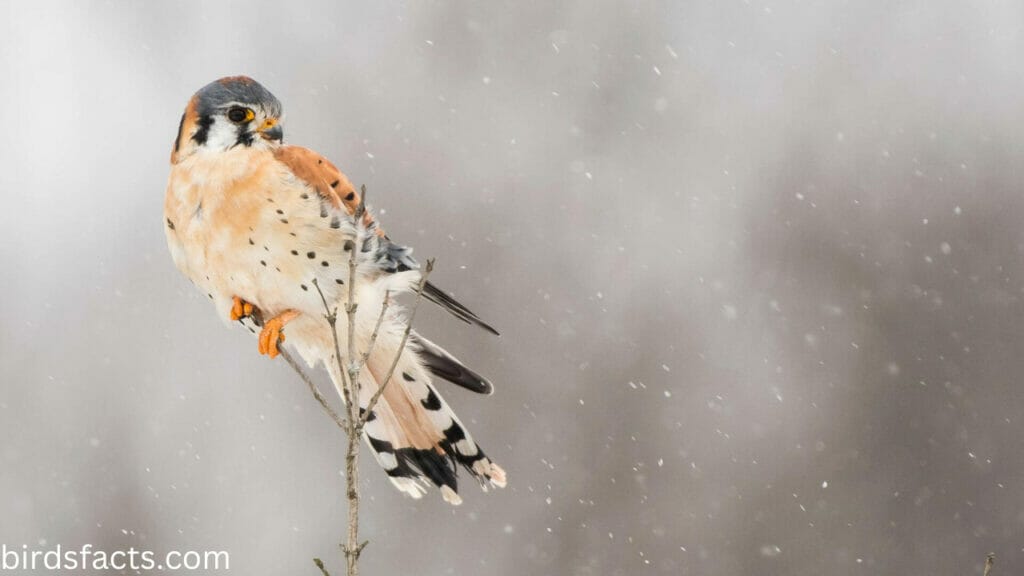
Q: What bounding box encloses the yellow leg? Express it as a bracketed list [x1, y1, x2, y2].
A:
[258, 310, 300, 359]
[229, 296, 255, 321]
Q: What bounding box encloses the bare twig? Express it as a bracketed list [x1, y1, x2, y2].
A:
[309, 272, 361, 575]
[358, 291, 391, 370]
[984, 553, 995, 576]
[311, 278, 355, 431]
[278, 184, 432, 576]
[279, 347, 345, 431]
[313, 558, 331, 576]
[359, 259, 434, 428]
[340, 188, 368, 576]
[344, 190, 365, 424]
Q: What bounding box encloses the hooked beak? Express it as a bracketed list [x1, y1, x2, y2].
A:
[257, 118, 283, 142]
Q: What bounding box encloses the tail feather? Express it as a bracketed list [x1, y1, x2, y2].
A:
[379, 233, 498, 336]
[327, 320, 505, 504]
[422, 281, 501, 336]
[411, 333, 494, 395]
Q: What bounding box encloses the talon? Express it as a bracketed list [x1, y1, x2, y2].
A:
[230, 296, 257, 321]
[257, 310, 299, 359]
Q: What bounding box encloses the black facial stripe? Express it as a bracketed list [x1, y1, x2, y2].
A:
[191, 115, 214, 145]
[235, 121, 254, 147]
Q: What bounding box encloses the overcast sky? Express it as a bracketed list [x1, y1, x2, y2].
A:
[2, 1, 1024, 574]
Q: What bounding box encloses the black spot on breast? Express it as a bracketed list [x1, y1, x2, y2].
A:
[276, 209, 284, 215]
[335, 279, 344, 285]
[207, 293, 213, 299]
[280, 218, 289, 224]
[306, 251, 316, 259]
[166, 218, 175, 230]
[264, 246, 269, 251]
[300, 193, 309, 200]
[343, 240, 354, 252]
[402, 372, 415, 382]
[291, 250, 298, 255]
[267, 198, 274, 203]
[260, 260, 267, 266]
[330, 217, 341, 229]
[248, 238, 254, 245]
[300, 284, 308, 291]
[321, 261, 329, 267]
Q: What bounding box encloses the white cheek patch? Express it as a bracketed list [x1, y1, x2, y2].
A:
[204, 118, 244, 149]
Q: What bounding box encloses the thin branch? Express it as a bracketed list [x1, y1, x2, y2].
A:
[344, 190, 364, 425]
[357, 291, 391, 368]
[354, 184, 367, 221]
[244, 312, 344, 432]
[281, 184, 432, 576]
[313, 185, 370, 576]
[279, 347, 346, 431]
[984, 554, 995, 576]
[313, 558, 331, 576]
[311, 278, 355, 431]
[359, 259, 434, 429]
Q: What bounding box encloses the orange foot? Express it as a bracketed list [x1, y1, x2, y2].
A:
[230, 296, 256, 321]
[258, 310, 300, 359]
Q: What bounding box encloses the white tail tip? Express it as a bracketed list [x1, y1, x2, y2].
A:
[441, 485, 463, 505]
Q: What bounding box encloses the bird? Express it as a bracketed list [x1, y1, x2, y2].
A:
[164, 76, 505, 504]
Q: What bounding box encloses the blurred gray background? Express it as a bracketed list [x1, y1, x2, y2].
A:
[1, 1, 1023, 574]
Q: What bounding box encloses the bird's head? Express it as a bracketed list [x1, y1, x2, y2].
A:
[171, 76, 283, 163]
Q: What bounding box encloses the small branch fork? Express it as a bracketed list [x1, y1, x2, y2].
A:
[274, 185, 435, 576]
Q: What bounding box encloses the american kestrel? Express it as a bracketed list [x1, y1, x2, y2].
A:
[164, 76, 505, 504]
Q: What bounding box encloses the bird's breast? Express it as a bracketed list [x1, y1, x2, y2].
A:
[164, 149, 281, 317]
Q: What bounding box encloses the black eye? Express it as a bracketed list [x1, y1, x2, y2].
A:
[227, 107, 252, 123]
